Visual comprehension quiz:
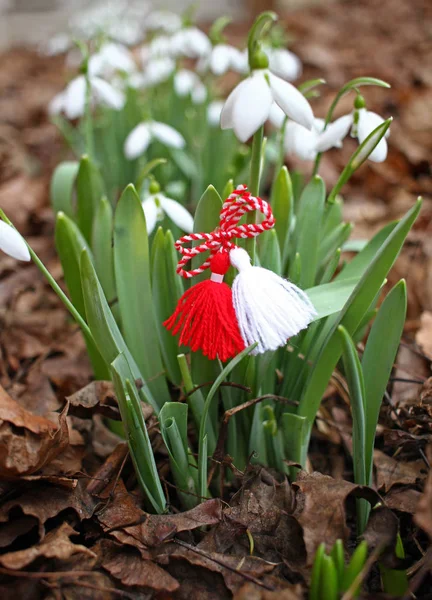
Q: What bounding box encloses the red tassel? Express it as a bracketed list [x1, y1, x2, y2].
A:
[164, 252, 245, 362]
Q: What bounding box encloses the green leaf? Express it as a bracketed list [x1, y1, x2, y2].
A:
[55, 213, 109, 380]
[291, 175, 325, 288]
[80, 248, 158, 411]
[309, 543, 325, 600]
[91, 196, 116, 306]
[320, 554, 339, 600]
[151, 228, 182, 385]
[75, 154, 105, 243]
[331, 540, 345, 588]
[297, 199, 421, 465]
[191, 185, 223, 386]
[306, 277, 361, 321]
[198, 344, 257, 498]
[362, 280, 407, 483]
[342, 540, 368, 596]
[270, 166, 293, 262]
[114, 184, 170, 408]
[338, 325, 368, 533]
[111, 353, 166, 514]
[257, 229, 282, 275]
[50, 161, 78, 217]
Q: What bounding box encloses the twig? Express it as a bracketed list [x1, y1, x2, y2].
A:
[172, 538, 275, 591]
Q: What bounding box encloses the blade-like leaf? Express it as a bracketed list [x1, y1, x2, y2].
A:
[76, 154, 105, 243]
[114, 184, 170, 408]
[50, 161, 78, 217]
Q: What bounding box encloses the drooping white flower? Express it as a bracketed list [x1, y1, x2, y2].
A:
[124, 121, 185, 160]
[348, 108, 389, 163]
[88, 42, 136, 78]
[174, 70, 207, 104]
[49, 75, 125, 119]
[142, 192, 194, 235]
[130, 58, 176, 89]
[144, 10, 182, 34]
[221, 69, 314, 142]
[264, 47, 302, 82]
[207, 101, 225, 127]
[0, 221, 30, 262]
[41, 33, 71, 56]
[170, 27, 211, 59]
[141, 36, 174, 63]
[198, 44, 248, 76]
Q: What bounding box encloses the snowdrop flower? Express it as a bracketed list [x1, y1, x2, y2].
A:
[269, 103, 351, 161]
[130, 57, 175, 89]
[170, 27, 211, 59]
[264, 47, 302, 82]
[174, 70, 207, 104]
[207, 101, 225, 127]
[124, 121, 185, 160]
[41, 33, 71, 56]
[144, 10, 182, 34]
[49, 75, 125, 120]
[198, 44, 248, 76]
[142, 185, 194, 235]
[221, 68, 314, 142]
[344, 101, 390, 163]
[88, 43, 136, 78]
[141, 36, 174, 63]
[0, 221, 30, 262]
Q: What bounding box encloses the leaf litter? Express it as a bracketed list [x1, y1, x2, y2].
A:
[0, 0, 432, 597]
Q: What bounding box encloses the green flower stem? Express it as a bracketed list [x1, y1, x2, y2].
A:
[246, 125, 264, 262]
[0, 209, 92, 340]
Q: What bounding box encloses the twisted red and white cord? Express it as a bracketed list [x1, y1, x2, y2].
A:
[174, 184, 275, 279]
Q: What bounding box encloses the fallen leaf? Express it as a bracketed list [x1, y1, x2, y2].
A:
[416, 312, 432, 360]
[415, 446, 432, 539]
[0, 522, 96, 570]
[374, 449, 427, 492]
[384, 487, 422, 514]
[0, 385, 69, 477]
[101, 540, 179, 592]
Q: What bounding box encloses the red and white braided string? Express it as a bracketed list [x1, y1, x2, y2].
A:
[174, 185, 275, 279]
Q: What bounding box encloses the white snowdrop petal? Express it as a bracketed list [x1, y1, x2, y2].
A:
[149, 122, 185, 149]
[268, 48, 302, 82]
[124, 123, 152, 159]
[268, 103, 286, 128]
[291, 125, 319, 161]
[357, 110, 388, 163]
[268, 73, 314, 130]
[159, 196, 194, 232]
[192, 82, 207, 105]
[210, 45, 232, 76]
[91, 77, 125, 110]
[220, 80, 247, 131]
[64, 75, 86, 119]
[174, 69, 197, 96]
[207, 101, 225, 127]
[0, 221, 30, 262]
[142, 198, 158, 235]
[231, 48, 249, 74]
[48, 92, 65, 116]
[232, 72, 273, 142]
[315, 114, 353, 152]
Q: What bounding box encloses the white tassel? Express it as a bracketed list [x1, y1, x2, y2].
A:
[230, 247, 317, 354]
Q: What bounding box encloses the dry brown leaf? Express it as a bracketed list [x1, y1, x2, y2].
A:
[416, 312, 432, 360]
[0, 522, 96, 570]
[374, 448, 427, 492]
[414, 446, 432, 539]
[101, 540, 179, 592]
[0, 385, 69, 477]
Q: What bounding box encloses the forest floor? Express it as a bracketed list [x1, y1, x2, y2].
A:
[0, 0, 431, 598]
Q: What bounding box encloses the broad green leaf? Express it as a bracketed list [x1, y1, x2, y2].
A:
[282, 412, 308, 477]
[342, 540, 368, 596]
[75, 155, 105, 243]
[111, 353, 166, 513]
[55, 213, 108, 380]
[270, 166, 292, 260]
[309, 543, 325, 600]
[80, 249, 158, 410]
[291, 175, 325, 288]
[306, 277, 361, 321]
[151, 228, 182, 385]
[320, 554, 338, 600]
[191, 185, 223, 386]
[297, 199, 421, 465]
[92, 196, 116, 306]
[362, 280, 407, 482]
[318, 222, 353, 276]
[331, 540, 345, 588]
[114, 184, 170, 408]
[50, 161, 78, 217]
[257, 228, 282, 275]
